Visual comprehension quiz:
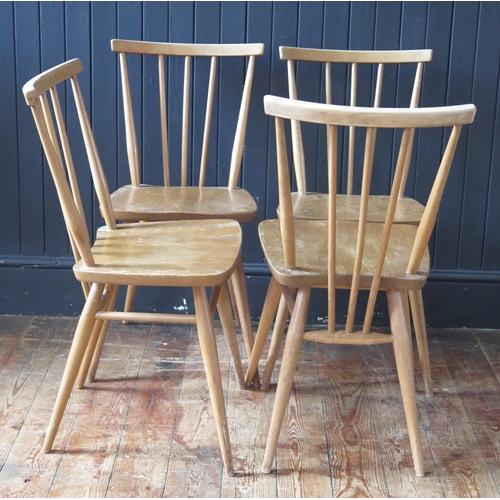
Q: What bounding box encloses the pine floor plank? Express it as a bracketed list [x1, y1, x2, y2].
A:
[0, 341, 86, 497]
[359, 343, 445, 497]
[435, 330, 500, 496]
[106, 324, 189, 497]
[220, 380, 277, 497]
[276, 341, 332, 498]
[0, 315, 32, 370]
[317, 343, 389, 498]
[0, 318, 76, 472]
[163, 328, 229, 498]
[47, 322, 151, 498]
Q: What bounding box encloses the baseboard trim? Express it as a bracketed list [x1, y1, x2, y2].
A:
[0, 259, 499, 328]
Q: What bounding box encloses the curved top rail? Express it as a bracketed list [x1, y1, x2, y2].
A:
[280, 46, 433, 64]
[264, 95, 476, 129]
[111, 39, 265, 57]
[23, 59, 83, 105]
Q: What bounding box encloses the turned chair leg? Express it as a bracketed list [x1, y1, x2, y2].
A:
[76, 284, 119, 387]
[245, 276, 282, 388]
[121, 284, 137, 325]
[232, 255, 260, 387]
[261, 293, 290, 391]
[409, 289, 433, 398]
[193, 286, 234, 477]
[262, 286, 311, 474]
[387, 289, 425, 478]
[43, 282, 105, 453]
[217, 283, 246, 389]
[227, 277, 241, 327]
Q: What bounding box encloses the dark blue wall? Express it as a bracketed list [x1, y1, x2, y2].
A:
[1, 2, 499, 327]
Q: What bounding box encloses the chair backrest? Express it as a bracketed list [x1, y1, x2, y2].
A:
[23, 59, 117, 273]
[264, 95, 475, 334]
[280, 47, 433, 197]
[111, 39, 264, 189]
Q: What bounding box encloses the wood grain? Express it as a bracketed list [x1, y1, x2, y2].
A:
[106, 324, 188, 497]
[163, 327, 230, 497]
[1, 317, 500, 497]
[358, 342, 444, 497]
[316, 343, 388, 497]
[276, 340, 332, 497]
[47, 322, 151, 497]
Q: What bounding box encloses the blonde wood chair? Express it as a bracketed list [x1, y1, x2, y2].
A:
[23, 58, 247, 476]
[263, 47, 435, 396]
[109, 39, 264, 386]
[246, 95, 475, 476]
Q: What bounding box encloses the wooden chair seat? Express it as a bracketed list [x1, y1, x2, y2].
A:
[259, 219, 429, 289]
[111, 185, 257, 223]
[74, 219, 241, 286]
[290, 192, 425, 224]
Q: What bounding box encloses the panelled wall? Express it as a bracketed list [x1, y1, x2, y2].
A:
[0, 1, 499, 327]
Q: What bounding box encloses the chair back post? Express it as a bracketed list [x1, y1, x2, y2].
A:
[286, 59, 307, 195]
[407, 124, 463, 274]
[158, 55, 170, 186]
[228, 54, 257, 190]
[275, 116, 296, 269]
[119, 52, 141, 187]
[345, 125, 376, 333]
[199, 56, 218, 187]
[181, 56, 191, 187]
[362, 126, 413, 333]
[399, 61, 425, 198]
[70, 76, 117, 230]
[327, 123, 337, 334]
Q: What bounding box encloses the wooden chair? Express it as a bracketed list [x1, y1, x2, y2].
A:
[108, 40, 264, 385]
[263, 47, 435, 396]
[246, 95, 475, 476]
[23, 58, 247, 476]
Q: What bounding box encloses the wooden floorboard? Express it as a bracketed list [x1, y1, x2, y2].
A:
[0, 315, 499, 497]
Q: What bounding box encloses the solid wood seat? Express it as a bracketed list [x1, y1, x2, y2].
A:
[290, 192, 425, 223]
[246, 95, 475, 477]
[75, 219, 241, 286]
[259, 218, 429, 289]
[23, 58, 246, 476]
[111, 185, 257, 222]
[111, 40, 264, 385]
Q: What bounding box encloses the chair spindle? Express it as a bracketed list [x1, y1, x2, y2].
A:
[119, 52, 140, 187]
[199, 56, 218, 187]
[158, 55, 170, 186]
[345, 125, 376, 333]
[181, 56, 191, 186]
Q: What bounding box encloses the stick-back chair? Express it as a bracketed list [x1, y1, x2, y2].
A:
[266, 47, 435, 396]
[110, 40, 264, 384]
[246, 95, 475, 476]
[23, 58, 247, 476]
[281, 46, 432, 220]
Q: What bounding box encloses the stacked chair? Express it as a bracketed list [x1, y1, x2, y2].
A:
[246, 95, 475, 475]
[23, 57, 250, 477]
[78, 40, 264, 388]
[253, 47, 437, 396]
